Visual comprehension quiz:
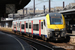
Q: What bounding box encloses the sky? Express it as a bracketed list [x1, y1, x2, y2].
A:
[25, 0, 75, 10]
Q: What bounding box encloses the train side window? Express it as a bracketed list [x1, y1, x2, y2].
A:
[21, 24, 24, 29]
[41, 22, 43, 29]
[29, 23, 31, 28]
[33, 24, 39, 31]
[26, 23, 28, 28]
[44, 20, 46, 26]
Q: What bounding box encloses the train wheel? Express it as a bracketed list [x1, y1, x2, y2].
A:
[16, 32, 18, 35]
[42, 36, 47, 41]
[42, 36, 44, 40]
[44, 37, 47, 41]
[18, 32, 20, 35]
[14, 31, 16, 34]
[27, 34, 30, 37]
[31, 34, 34, 38]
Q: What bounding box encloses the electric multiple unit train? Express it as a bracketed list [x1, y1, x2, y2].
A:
[12, 13, 66, 41]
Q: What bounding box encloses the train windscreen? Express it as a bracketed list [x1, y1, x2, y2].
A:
[50, 14, 63, 24]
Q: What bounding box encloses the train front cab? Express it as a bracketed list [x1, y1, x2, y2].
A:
[46, 13, 66, 40]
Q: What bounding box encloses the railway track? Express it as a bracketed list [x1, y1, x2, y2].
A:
[1, 31, 54, 50]
[1, 31, 74, 50]
[2, 31, 65, 50]
[19, 35, 54, 50]
[18, 34, 74, 50]
[14, 33, 75, 50]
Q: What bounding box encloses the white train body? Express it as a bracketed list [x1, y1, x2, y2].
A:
[12, 13, 66, 40]
[13, 16, 48, 38]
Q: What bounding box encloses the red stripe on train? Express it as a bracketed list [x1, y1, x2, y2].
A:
[24, 21, 26, 33]
[20, 22, 21, 32]
[16, 22, 17, 31]
[39, 20, 41, 36]
[31, 21, 33, 34]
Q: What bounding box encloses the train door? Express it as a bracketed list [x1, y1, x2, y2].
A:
[25, 20, 29, 33]
[39, 19, 47, 37]
[15, 22, 17, 31]
[18, 21, 20, 32]
[24, 21, 26, 33]
[43, 20, 47, 36]
[39, 20, 45, 36]
[21, 21, 24, 32]
[29, 20, 32, 34]
[13, 22, 16, 31]
[20, 21, 21, 32]
[19, 21, 25, 32]
[13, 22, 14, 30]
[33, 20, 39, 35]
[17, 21, 19, 31]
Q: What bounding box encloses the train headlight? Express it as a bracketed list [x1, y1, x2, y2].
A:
[60, 28, 66, 31]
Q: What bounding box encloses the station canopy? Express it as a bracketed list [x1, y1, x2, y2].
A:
[0, 0, 31, 17]
[0, 0, 31, 10]
[59, 9, 75, 19]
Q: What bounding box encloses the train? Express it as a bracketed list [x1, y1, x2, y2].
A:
[12, 13, 66, 41]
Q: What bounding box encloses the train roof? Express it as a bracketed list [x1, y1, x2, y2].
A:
[13, 13, 62, 22]
[49, 13, 62, 17]
[49, 13, 62, 15]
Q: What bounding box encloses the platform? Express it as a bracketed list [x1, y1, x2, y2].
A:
[0, 31, 33, 50]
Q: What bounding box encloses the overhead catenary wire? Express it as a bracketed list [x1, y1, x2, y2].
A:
[25, 0, 70, 9]
[25, 1, 48, 8]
